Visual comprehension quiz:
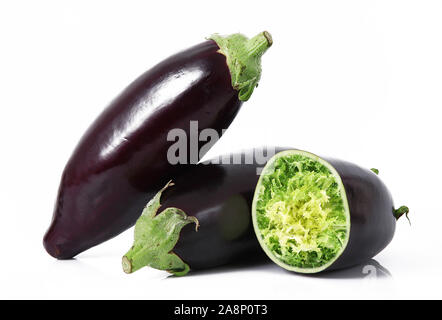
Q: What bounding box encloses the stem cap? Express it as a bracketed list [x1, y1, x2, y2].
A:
[209, 31, 272, 101]
[122, 181, 199, 276]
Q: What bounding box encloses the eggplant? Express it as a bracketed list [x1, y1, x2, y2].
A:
[122, 158, 266, 275]
[252, 149, 409, 273]
[43, 31, 272, 259]
[123, 148, 408, 276]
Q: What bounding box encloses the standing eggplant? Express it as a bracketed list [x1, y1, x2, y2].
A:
[43, 32, 272, 259]
[252, 149, 409, 273]
[123, 148, 408, 276]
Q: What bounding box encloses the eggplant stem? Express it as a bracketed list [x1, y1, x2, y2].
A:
[246, 31, 273, 59]
[394, 206, 411, 225]
[209, 31, 272, 101]
[122, 256, 132, 274]
[370, 168, 379, 175]
[122, 181, 199, 276]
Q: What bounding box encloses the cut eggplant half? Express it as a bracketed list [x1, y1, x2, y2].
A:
[252, 149, 408, 273]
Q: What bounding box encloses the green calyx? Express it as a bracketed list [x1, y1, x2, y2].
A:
[394, 205, 411, 224]
[122, 181, 199, 276]
[370, 168, 411, 224]
[252, 150, 350, 273]
[209, 31, 272, 101]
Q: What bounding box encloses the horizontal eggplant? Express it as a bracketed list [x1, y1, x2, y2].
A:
[123, 148, 408, 275]
[252, 149, 409, 273]
[122, 156, 267, 275]
[43, 32, 272, 259]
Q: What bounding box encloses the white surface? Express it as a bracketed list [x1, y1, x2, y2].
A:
[0, 0, 441, 299]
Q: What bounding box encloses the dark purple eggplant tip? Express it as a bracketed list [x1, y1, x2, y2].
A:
[43, 230, 66, 259]
[43, 227, 80, 259]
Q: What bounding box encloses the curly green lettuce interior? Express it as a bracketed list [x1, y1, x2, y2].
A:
[252, 150, 350, 273]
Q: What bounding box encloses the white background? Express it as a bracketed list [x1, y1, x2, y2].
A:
[0, 0, 441, 299]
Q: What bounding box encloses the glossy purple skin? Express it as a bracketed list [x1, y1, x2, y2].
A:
[327, 158, 396, 271]
[44, 40, 242, 259]
[162, 161, 266, 270]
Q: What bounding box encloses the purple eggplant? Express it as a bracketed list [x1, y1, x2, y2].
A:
[43, 32, 272, 259]
[252, 149, 409, 273]
[122, 148, 408, 276]
[122, 151, 268, 275]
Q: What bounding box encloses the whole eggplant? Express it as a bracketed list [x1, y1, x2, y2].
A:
[44, 32, 272, 259]
[123, 148, 408, 275]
